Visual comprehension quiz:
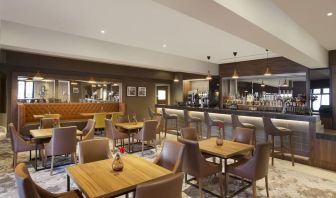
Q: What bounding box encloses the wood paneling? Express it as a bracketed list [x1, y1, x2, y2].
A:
[329, 50, 336, 128]
[311, 137, 336, 171]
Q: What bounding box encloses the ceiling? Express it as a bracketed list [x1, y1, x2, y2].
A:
[273, 0, 336, 50]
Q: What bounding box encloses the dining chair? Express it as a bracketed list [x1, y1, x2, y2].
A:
[105, 119, 128, 150]
[183, 110, 202, 138]
[152, 115, 163, 143]
[43, 126, 77, 175]
[263, 117, 295, 166]
[134, 120, 158, 156]
[148, 106, 162, 119]
[180, 127, 199, 141]
[15, 163, 83, 198]
[232, 114, 256, 145]
[178, 138, 224, 198]
[78, 138, 113, 164]
[93, 113, 106, 135]
[8, 123, 44, 168]
[79, 119, 96, 141]
[153, 140, 185, 173]
[231, 127, 254, 161]
[40, 118, 60, 129]
[227, 143, 271, 198]
[135, 172, 184, 198]
[204, 111, 225, 138]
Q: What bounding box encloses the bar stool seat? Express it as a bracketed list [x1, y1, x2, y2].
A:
[184, 110, 202, 138]
[162, 108, 179, 139]
[241, 123, 256, 129]
[232, 114, 256, 145]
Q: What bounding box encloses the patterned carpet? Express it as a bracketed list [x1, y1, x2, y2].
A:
[1, 132, 336, 198]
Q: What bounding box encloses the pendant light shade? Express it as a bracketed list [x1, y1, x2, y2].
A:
[205, 56, 212, 80]
[33, 71, 44, 81]
[283, 79, 289, 87]
[264, 49, 272, 76]
[261, 80, 265, 87]
[173, 74, 179, 82]
[232, 52, 239, 79]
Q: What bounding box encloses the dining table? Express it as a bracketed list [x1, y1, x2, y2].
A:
[79, 112, 124, 117]
[198, 137, 254, 198]
[114, 122, 144, 153]
[66, 155, 172, 198]
[29, 128, 83, 171]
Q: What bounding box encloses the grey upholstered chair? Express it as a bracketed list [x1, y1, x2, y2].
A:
[105, 119, 128, 150]
[134, 120, 158, 156]
[183, 110, 202, 138]
[79, 119, 96, 141]
[204, 111, 225, 138]
[232, 114, 256, 145]
[78, 138, 112, 164]
[40, 118, 60, 129]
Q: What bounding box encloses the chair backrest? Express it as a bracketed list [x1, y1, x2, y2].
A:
[177, 138, 203, 176]
[78, 138, 111, 164]
[262, 117, 278, 135]
[154, 140, 185, 173]
[40, 118, 59, 129]
[44, 114, 60, 119]
[105, 119, 120, 140]
[204, 111, 213, 126]
[139, 120, 158, 140]
[152, 115, 162, 134]
[243, 143, 271, 180]
[93, 113, 106, 128]
[50, 126, 77, 155]
[161, 108, 169, 119]
[82, 119, 96, 141]
[231, 114, 243, 129]
[135, 172, 184, 198]
[180, 127, 198, 141]
[8, 123, 25, 152]
[15, 163, 40, 198]
[232, 127, 254, 145]
[148, 107, 155, 119]
[183, 110, 191, 126]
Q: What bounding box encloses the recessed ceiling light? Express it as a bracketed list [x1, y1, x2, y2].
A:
[100, 30, 105, 34]
[327, 12, 333, 16]
[162, 44, 167, 48]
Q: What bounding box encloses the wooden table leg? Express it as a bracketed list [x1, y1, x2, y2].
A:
[67, 175, 70, 192]
[35, 142, 38, 171]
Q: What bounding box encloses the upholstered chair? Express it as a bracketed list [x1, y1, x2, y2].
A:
[43, 126, 77, 175]
[263, 117, 294, 166]
[232, 114, 256, 145]
[178, 138, 224, 198]
[231, 127, 255, 161]
[15, 163, 82, 198]
[79, 119, 96, 141]
[93, 113, 106, 135]
[161, 108, 178, 138]
[135, 172, 184, 198]
[227, 143, 271, 198]
[152, 115, 163, 143]
[8, 123, 43, 168]
[78, 138, 113, 164]
[204, 111, 225, 138]
[40, 118, 60, 129]
[180, 127, 199, 141]
[105, 119, 128, 150]
[183, 110, 202, 138]
[153, 140, 185, 173]
[148, 107, 162, 119]
[134, 120, 158, 156]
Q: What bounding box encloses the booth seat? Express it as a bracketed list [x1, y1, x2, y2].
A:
[17, 102, 127, 136]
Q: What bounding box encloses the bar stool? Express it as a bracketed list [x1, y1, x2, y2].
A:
[183, 110, 202, 138]
[204, 111, 224, 138]
[148, 107, 162, 119]
[162, 108, 179, 138]
[231, 114, 257, 145]
[263, 117, 295, 166]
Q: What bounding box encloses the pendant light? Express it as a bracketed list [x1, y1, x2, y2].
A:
[33, 71, 44, 81]
[205, 56, 212, 80]
[173, 73, 179, 82]
[283, 79, 289, 87]
[232, 52, 239, 79]
[261, 80, 265, 87]
[264, 49, 272, 76]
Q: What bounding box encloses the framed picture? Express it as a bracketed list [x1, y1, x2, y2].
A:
[127, 86, 137, 96]
[73, 87, 79, 93]
[138, 87, 147, 97]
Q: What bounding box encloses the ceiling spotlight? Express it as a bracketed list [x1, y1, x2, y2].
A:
[100, 30, 105, 34]
[327, 12, 333, 16]
[162, 44, 167, 48]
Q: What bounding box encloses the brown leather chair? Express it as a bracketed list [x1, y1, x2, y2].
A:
[8, 123, 43, 167]
[15, 163, 82, 198]
[178, 138, 224, 198]
[204, 111, 224, 138]
[183, 110, 202, 138]
[227, 143, 271, 198]
[162, 108, 178, 138]
[180, 127, 198, 141]
[43, 126, 78, 175]
[232, 114, 256, 145]
[153, 140, 185, 173]
[78, 138, 112, 164]
[148, 107, 162, 119]
[135, 172, 184, 198]
[79, 119, 95, 141]
[263, 117, 294, 166]
[231, 127, 254, 161]
[152, 114, 163, 143]
[40, 118, 60, 129]
[105, 119, 128, 150]
[134, 120, 158, 156]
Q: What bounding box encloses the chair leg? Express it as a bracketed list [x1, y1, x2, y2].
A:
[207, 125, 211, 139]
[271, 135, 275, 166]
[13, 152, 17, 168]
[252, 180, 256, 198]
[280, 135, 284, 159]
[290, 135, 295, 166]
[218, 173, 224, 198]
[141, 141, 144, 156]
[50, 155, 55, 175]
[175, 118, 178, 139]
[198, 178, 204, 198]
[265, 176, 270, 197]
[154, 139, 157, 152]
[29, 151, 32, 161]
[164, 120, 167, 138]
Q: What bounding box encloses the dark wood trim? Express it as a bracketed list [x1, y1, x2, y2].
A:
[329, 50, 336, 129]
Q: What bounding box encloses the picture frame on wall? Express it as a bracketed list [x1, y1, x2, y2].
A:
[127, 86, 137, 96]
[73, 87, 79, 94]
[138, 87, 147, 97]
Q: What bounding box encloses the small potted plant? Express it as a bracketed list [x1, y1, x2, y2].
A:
[112, 146, 126, 171]
[216, 122, 224, 146]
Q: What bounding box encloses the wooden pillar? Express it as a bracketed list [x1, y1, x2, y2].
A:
[329, 50, 336, 129]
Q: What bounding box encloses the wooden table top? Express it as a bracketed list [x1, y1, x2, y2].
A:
[79, 112, 123, 117]
[33, 114, 61, 119]
[30, 128, 83, 139]
[66, 155, 172, 198]
[199, 137, 254, 159]
[115, 122, 144, 130]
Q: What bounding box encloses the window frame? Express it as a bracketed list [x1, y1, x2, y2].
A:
[311, 88, 330, 112]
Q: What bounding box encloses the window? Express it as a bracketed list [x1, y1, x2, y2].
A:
[18, 81, 34, 99]
[158, 90, 166, 100]
[311, 88, 330, 111]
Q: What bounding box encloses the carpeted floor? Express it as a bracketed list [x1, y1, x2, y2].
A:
[1, 132, 336, 198]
